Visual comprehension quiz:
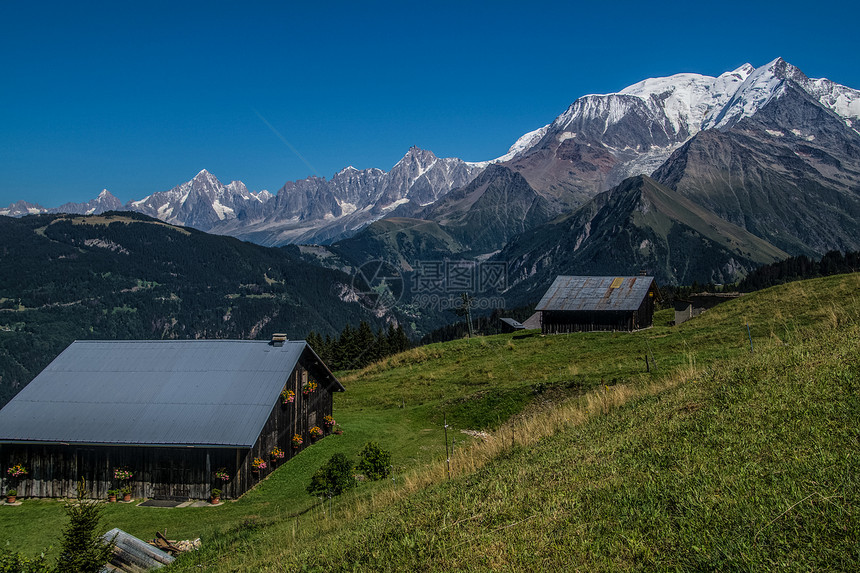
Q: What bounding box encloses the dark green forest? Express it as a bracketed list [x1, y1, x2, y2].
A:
[735, 250, 860, 291]
[0, 213, 390, 405]
[306, 322, 412, 371]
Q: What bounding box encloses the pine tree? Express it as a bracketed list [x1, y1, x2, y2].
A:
[55, 479, 115, 573]
[335, 323, 356, 370]
[392, 325, 410, 353]
[354, 322, 376, 368]
[373, 327, 389, 363]
[323, 334, 335, 366]
[306, 331, 324, 358]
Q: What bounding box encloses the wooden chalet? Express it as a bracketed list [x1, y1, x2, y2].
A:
[536, 276, 658, 333]
[0, 336, 342, 500]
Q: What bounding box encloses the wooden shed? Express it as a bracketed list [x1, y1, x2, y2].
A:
[0, 336, 342, 500]
[536, 276, 658, 334]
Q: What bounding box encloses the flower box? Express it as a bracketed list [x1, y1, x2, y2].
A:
[302, 381, 317, 396]
[252, 457, 267, 472]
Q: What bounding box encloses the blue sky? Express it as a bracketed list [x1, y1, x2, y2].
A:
[1, 0, 857, 207]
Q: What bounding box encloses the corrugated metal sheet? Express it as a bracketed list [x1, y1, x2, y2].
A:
[499, 318, 525, 329]
[0, 340, 338, 447]
[101, 528, 175, 571]
[535, 276, 655, 312]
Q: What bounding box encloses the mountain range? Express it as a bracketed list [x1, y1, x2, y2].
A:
[4, 57, 860, 288]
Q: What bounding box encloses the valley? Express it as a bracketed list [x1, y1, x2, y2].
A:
[0, 273, 856, 571]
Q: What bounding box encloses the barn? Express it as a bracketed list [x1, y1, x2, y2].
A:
[0, 336, 342, 500]
[536, 276, 658, 334]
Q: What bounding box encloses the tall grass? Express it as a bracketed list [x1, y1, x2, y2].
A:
[169, 274, 859, 571]
[183, 319, 857, 572]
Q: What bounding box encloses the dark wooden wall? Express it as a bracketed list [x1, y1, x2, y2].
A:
[541, 296, 655, 334]
[231, 352, 335, 497]
[0, 444, 237, 500]
[0, 350, 337, 500]
[541, 310, 633, 333]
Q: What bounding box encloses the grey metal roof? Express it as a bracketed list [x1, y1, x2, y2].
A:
[499, 318, 525, 329]
[0, 340, 341, 448]
[535, 276, 656, 312]
[521, 312, 542, 330]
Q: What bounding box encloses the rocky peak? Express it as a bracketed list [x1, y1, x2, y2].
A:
[0, 200, 47, 217]
[393, 146, 439, 172]
[191, 169, 222, 191]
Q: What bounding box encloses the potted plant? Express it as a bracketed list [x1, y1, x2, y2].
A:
[121, 485, 132, 502]
[291, 434, 303, 449]
[7, 463, 27, 478]
[107, 489, 119, 502]
[280, 389, 295, 404]
[214, 468, 230, 482]
[210, 488, 222, 504]
[270, 447, 285, 462]
[113, 467, 133, 481]
[309, 425, 323, 439]
[302, 380, 317, 396]
[332, 424, 344, 435]
[5, 489, 17, 504]
[323, 415, 336, 432]
[251, 457, 267, 473]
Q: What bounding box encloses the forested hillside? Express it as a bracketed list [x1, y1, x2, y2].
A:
[0, 213, 387, 405]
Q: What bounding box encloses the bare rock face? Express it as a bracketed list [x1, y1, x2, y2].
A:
[653, 82, 860, 255]
[496, 175, 789, 304]
[417, 164, 553, 254]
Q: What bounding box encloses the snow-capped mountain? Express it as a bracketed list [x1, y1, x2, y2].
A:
[49, 189, 123, 215]
[0, 149, 482, 245]
[4, 58, 858, 251]
[128, 169, 272, 229]
[706, 58, 860, 132]
[0, 200, 47, 217]
[503, 57, 860, 209]
[204, 146, 484, 245]
[491, 58, 860, 293]
[0, 190, 123, 217]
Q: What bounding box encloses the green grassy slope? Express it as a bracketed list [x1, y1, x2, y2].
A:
[266, 316, 858, 572]
[1, 274, 857, 571]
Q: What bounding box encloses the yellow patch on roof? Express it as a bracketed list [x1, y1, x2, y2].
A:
[610, 277, 624, 289]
